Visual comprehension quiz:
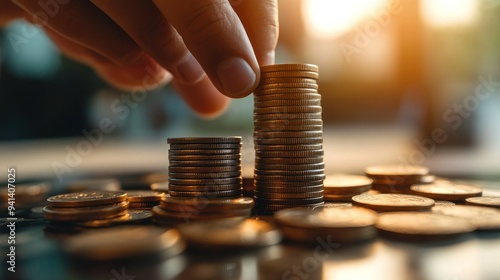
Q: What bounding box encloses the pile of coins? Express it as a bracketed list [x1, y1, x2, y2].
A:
[253, 64, 325, 213]
[364, 165, 433, 194]
[152, 196, 254, 226]
[126, 190, 165, 209]
[167, 137, 243, 198]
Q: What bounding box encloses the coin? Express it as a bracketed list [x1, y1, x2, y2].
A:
[254, 119, 323, 127]
[319, 203, 353, 208]
[168, 154, 241, 161]
[254, 125, 323, 132]
[260, 77, 317, 84]
[160, 196, 254, 212]
[255, 157, 323, 165]
[352, 194, 435, 212]
[254, 106, 322, 115]
[410, 183, 482, 202]
[255, 197, 324, 205]
[432, 205, 500, 230]
[178, 218, 282, 250]
[261, 64, 319, 72]
[168, 149, 240, 155]
[168, 137, 241, 144]
[47, 191, 127, 207]
[274, 207, 377, 243]
[43, 201, 129, 221]
[255, 150, 324, 158]
[465, 196, 500, 208]
[128, 202, 159, 208]
[254, 99, 321, 107]
[253, 113, 322, 121]
[434, 200, 455, 206]
[168, 143, 241, 150]
[254, 202, 324, 212]
[254, 174, 325, 182]
[126, 190, 165, 202]
[254, 168, 325, 176]
[256, 184, 324, 193]
[168, 184, 241, 192]
[169, 159, 241, 167]
[152, 206, 250, 222]
[168, 165, 240, 173]
[254, 163, 325, 170]
[260, 70, 319, 79]
[169, 189, 241, 198]
[63, 226, 185, 260]
[169, 171, 241, 179]
[169, 177, 241, 186]
[323, 174, 373, 195]
[376, 212, 476, 241]
[67, 179, 121, 192]
[254, 91, 320, 100]
[76, 209, 153, 227]
[254, 190, 324, 199]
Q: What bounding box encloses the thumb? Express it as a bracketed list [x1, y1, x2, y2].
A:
[153, 0, 259, 98]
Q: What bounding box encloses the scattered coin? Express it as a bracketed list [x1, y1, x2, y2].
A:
[376, 212, 476, 241]
[352, 194, 435, 212]
[63, 226, 185, 260]
[410, 183, 482, 202]
[323, 174, 373, 195]
[43, 201, 129, 221]
[178, 218, 282, 250]
[47, 191, 127, 207]
[432, 205, 500, 230]
[274, 207, 378, 243]
[465, 196, 500, 208]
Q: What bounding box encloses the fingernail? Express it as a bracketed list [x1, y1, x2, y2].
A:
[176, 52, 205, 84]
[217, 57, 257, 97]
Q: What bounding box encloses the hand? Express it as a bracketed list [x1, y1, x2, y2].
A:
[5, 0, 278, 117]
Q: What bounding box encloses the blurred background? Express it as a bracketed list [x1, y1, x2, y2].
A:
[1, 0, 500, 183]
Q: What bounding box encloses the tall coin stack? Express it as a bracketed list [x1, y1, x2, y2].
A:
[253, 64, 325, 214]
[167, 137, 243, 198]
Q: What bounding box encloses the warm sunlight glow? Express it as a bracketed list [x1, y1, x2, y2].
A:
[302, 0, 386, 39]
[421, 0, 478, 28]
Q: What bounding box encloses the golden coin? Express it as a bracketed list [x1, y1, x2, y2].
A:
[167, 136, 241, 144]
[260, 77, 317, 84]
[432, 205, 500, 230]
[465, 196, 500, 208]
[260, 70, 319, 79]
[126, 190, 165, 202]
[261, 64, 319, 73]
[43, 201, 129, 221]
[47, 191, 127, 207]
[410, 183, 482, 202]
[63, 226, 184, 260]
[317, 203, 353, 208]
[376, 212, 476, 241]
[160, 196, 254, 212]
[434, 200, 456, 206]
[352, 193, 435, 212]
[274, 207, 377, 243]
[76, 209, 152, 227]
[323, 174, 372, 195]
[178, 218, 282, 249]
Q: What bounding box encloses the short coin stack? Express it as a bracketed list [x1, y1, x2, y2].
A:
[167, 137, 243, 198]
[253, 64, 325, 214]
[126, 190, 166, 209]
[43, 191, 129, 224]
[364, 165, 432, 194]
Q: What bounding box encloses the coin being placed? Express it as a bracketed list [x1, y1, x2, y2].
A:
[178, 218, 282, 250]
[47, 191, 127, 207]
[352, 194, 435, 212]
[410, 183, 482, 202]
[63, 226, 185, 260]
[76, 209, 152, 228]
[274, 207, 378, 243]
[465, 196, 500, 208]
[323, 174, 372, 195]
[432, 205, 500, 230]
[376, 212, 476, 242]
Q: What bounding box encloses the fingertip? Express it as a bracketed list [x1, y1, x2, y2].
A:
[216, 57, 258, 98]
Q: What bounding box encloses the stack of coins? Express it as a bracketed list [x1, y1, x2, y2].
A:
[364, 165, 432, 194]
[152, 196, 254, 226]
[126, 190, 166, 209]
[253, 64, 325, 214]
[43, 191, 129, 223]
[167, 137, 243, 198]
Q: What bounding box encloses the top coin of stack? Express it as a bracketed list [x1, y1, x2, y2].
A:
[167, 137, 243, 198]
[364, 165, 431, 194]
[253, 64, 325, 213]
